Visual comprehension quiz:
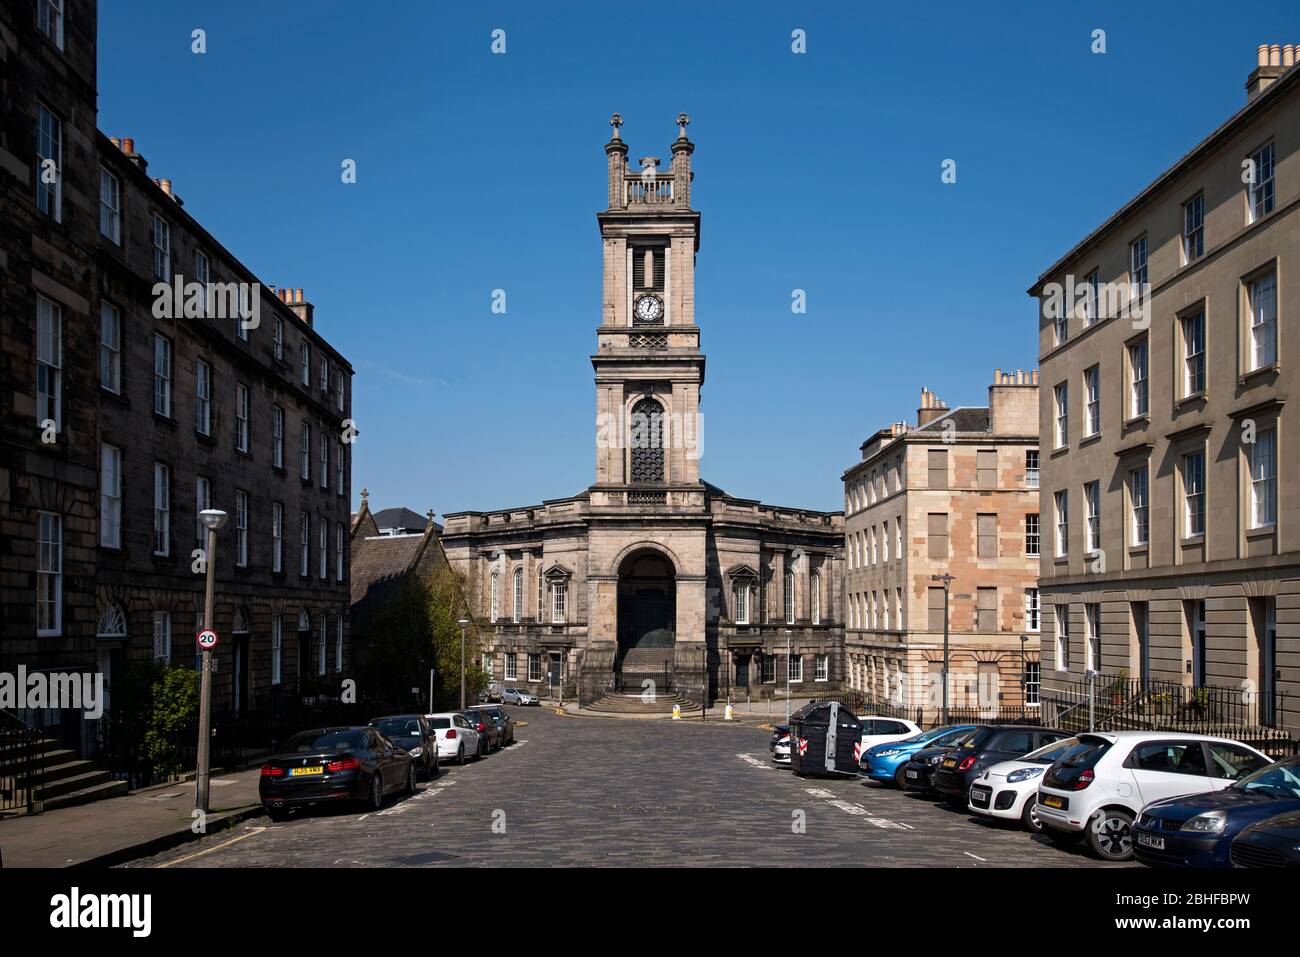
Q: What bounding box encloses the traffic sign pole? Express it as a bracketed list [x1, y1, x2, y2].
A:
[196, 526, 217, 813]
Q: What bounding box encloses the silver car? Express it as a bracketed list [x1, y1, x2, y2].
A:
[501, 688, 539, 706]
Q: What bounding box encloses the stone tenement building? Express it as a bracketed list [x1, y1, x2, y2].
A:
[1, 0, 353, 755]
[440, 116, 844, 706]
[1029, 45, 1300, 736]
[842, 373, 1042, 713]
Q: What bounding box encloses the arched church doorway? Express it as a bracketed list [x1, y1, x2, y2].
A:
[616, 550, 676, 670]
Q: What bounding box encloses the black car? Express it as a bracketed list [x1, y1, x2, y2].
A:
[900, 743, 960, 793]
[461, 708, 501, 755]
[1231, 809, 1300, 868]
[476, 704, 516, 747]
[369, 714, 440, 780]
[259, 726, 415, 821]
[931, 726, 1069, 804]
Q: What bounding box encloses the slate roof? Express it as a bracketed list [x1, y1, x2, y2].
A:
[912, 406, 991, 434]
[371, 506, 439, 534]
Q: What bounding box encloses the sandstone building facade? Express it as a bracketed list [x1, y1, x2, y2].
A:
[1, 0, 353, 756]
[1029, 46, 1300, 736]
[441, 116, 844, 705]
[842, 373, 1042, 714]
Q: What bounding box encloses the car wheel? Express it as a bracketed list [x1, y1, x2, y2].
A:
[368, 773, 384, 811]
[456, 745, 465, 766]
[1088, 809, 1135, 862]
[1020, 798, 1042, 833]
[893, 765, 908, 788]
[265, 803, 288, 823]
[406, 763, 417, 795]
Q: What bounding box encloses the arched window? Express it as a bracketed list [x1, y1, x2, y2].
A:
[810, 572, 821, 625]
[97, 601, 127, 639]
[784, 569, 795, 624]
[629, 397, 664, 483]
[512, 568, 523, 623]
[490, 571, 500, 621]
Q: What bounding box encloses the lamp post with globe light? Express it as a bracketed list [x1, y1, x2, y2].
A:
[195, 508, 228, 812]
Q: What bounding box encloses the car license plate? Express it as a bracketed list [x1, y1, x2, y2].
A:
[906, 769, 918, 779]
[290, 766, 323, 776]
[942, 758, 957, 768]
[1040, 793, 1065, 809]
[971, 786, 990, 801]
[1137, 833, 1165, 850]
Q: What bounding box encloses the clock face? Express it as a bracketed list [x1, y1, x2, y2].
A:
[635, 294, 663, 322]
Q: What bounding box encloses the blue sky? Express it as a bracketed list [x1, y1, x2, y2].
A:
[99, 1, 1298, 515]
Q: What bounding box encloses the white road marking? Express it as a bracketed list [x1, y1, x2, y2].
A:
[964, 851, 987, 861]
[156, 826, 266, 867]
[803, 788, 837, 799]
[737, 753, 775, 769]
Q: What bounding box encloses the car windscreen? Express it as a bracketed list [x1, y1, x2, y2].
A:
[1234, 760, 1300, 799]
[286, 730, 367, 753]
[373, 718, 422, 738]
[929, 727, 974, 747]
[1054, 737, 1111, 769]
[427, 718, 451, 729]
[952, 727, 995, 750]
[1024, 737, 1078, 763]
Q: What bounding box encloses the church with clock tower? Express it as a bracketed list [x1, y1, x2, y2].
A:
[440, 115, 844, 709]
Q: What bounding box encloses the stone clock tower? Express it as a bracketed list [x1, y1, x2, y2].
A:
[439, 115, 844, 713]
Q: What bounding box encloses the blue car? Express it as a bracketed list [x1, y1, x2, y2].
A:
[861, 725, 977, 786]
[1134, 754, 1300, 868]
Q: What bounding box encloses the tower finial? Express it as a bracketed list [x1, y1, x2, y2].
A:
[676, 112, 690, 138]
[610, 112, 623, 139]
[426, 508, 436, 525]
[360, 488, 369, 507]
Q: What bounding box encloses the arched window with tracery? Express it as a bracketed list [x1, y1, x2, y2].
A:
[97, 601, 127, 639]
[629, 397, 664, 483]
[784, 569, 796, 624]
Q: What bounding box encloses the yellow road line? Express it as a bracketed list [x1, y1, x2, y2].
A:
[156, 825, 267, 868]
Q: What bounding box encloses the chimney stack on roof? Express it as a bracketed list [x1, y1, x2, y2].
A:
[1247, 42, 1297, 100]
[916, 387, 950, 427]
[278, 287, 314, 327]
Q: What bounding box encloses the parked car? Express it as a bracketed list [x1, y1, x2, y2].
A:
[932, 725, 1070, 804]
[1036, 731, 1274, 862]
[968, 736, 1080, 832]
[461, 708, 501, 755]
[479, 684, 502, 703]
[861, 725, 977, 786]
[773, 732, 792, 765]
[502, 687, 539, 705]
[259, 726, 415, 821]
[369, 714, 439, 780]
[1231, 809, 1300, 868]
[425, 712, 482, 764]
[1133, 754, 1299, 868]
[476, 704, 516, 747]
[770, 724, 791, 753]
[854, 716, 922, 764]
[900, 741, 963, 793]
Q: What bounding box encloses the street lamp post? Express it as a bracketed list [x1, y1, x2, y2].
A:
[931, 573, 955, 724]
[458, 617, 470, 709]
[784, 627, 793, 726]
[195, 508, 228, 813]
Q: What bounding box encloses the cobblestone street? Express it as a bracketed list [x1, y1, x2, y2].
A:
[127, 709, 1122, 868]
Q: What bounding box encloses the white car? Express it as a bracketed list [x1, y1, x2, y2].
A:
[1035, 731, 1273, 862]
[425, 712, 482, 765]
[773, 733, 791, 765]
[968, 736, 1080, 832]
[855, 716, 922, 766]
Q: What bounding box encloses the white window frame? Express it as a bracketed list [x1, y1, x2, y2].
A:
[1129, 466, 1149, 547]
[272, 405, 284, 469]
[318, 616, 327, 676]
[784, 569, 795, 624]
[528, 653, 543, 683]
[1025, 588, 1040, 633]
[153, 334, 172, 417]
[490, 571, 500, 621]
[99, 167, 121, 244]
[152, 213, 170, 281]
[1054, 490, 1069, 558]
[1085, 603, 1101, 673]
[504, 652, 518, 681]
[1054, 383, 1068, 448]
[336, 617, 344, 672]
[271, 615, 283, 685]
[36, 295, 63, 431]
[336, 523, 344, 582]
[318, 516, 328, 580]
[552, 580, 567, 624]
[300, 422, 311, 480]
[788, 655, 803, 684]
[1025, 512, 1040, 557]
[1055, 605, 1070, 672]
[300, 512, 310, 575]
[336, 441, 345, 496]
[1250, 429, 1277, 529]
[1183, 192, 1203, 263]
[1249, 142, 1275, 223]
[1183, 451, 1205, 538]
[301, 341, 311, 387]
[1128, 339, 1148, 418]
[272, 502, 284, 574]
[37, 0, 64, 49]
[814, 654, 828, 682]
[153, 462, 170, 556]
[100, 443, 122, 548]
[319, 429, 329, 488]
[99, 301, 121, 394]
[1084, 366, 1100, 437]
[1248, 271, 1277, 372]
[36, 511, 62, 635]
[152, 610, 172, 665]
[194, 359, 211, 435]
[733, 581, 750, 625]
[513, 568, 523, 623]
[235, 381, 250, 452]
[235, 490, 249, 567]
[36, 103, 62, 220]
[195, 476, 210, 549]
[1085, 480, 1101, 553]
[273, 316, 284, 361]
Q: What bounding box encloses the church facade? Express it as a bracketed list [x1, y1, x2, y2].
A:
[440, 116, 844, 706]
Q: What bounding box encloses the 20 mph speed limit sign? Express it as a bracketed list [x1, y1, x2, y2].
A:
[196, 628, 219, 650]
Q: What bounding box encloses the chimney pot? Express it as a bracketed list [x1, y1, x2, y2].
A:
[1259, 44, 1270, 67]
[122, 137, 135, 154]
[296, 288, 304, 304]
[1270, 44, 1282, 66]
[1285, 45, 1296, 67]
[161, 178, 172, 195]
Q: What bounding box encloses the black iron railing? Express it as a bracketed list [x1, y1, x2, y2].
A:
[1, 709, 49, 815]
